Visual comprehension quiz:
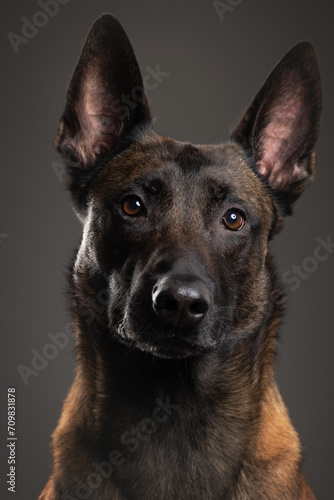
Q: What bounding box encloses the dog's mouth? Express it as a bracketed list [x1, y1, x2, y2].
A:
[115, 320, 220, 359]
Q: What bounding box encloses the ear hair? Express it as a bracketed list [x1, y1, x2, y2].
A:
[55, 14, 151, 170]
[232, 41, 321, 211]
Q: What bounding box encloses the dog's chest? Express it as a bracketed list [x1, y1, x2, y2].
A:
[87, 397, 247, 500]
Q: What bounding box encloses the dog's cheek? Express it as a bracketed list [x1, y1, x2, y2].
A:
[106, 273, 129, 328]
[214, 232, 268, 328]
[89, 216, 133, 275]
[122, 261, 156, 330]
[107, 252, 150, 333]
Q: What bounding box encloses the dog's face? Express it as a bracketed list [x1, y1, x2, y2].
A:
[79, 138, 274, 358]
[56, 15, 321, 359]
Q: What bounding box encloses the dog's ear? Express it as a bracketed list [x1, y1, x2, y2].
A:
[55, 14, 151, 190]
[231, 41, 321, 213]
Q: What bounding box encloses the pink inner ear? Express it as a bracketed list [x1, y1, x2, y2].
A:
[258, 98, 304, 189]
[75, 76, 123, 164]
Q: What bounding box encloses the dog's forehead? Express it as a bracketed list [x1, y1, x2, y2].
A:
[96, 134, 271, 212]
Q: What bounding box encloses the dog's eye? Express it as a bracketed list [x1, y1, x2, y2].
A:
[222, 210, 245, 231]
[122, 196, 145, 217]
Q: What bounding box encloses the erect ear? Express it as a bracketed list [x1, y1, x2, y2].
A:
[231, 41, 321, 213]
[55, 14, 151, 173]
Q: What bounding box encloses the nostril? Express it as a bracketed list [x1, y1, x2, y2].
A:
[163, 298, 178, 312]
[154, 294, 178, 312]
[190, 299, 209, 315]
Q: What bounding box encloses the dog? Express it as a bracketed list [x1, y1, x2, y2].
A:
[39, 14, 321, 500]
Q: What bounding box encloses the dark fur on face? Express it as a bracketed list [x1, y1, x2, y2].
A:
[40, 14, 321, 500]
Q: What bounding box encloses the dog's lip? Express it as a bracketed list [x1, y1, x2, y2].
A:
[115, 321, 217, 358]
[117, 320, 200, 345]
[134, 337, 205, 359]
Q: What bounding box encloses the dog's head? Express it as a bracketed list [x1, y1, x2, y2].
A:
[56, 15, 321, 359]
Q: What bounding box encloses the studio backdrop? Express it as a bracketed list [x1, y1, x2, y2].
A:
[1, 1, 333, 498]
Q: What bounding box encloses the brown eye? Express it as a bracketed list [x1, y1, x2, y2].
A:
[122, 196, 144, 217]
[223, 210, 245, 231]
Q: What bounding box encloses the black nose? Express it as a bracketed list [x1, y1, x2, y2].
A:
[152, 277, 210, 327]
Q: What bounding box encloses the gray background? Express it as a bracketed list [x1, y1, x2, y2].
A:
[1, 0, 333, 498]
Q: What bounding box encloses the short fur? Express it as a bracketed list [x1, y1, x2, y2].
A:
[40, 14, 321, 500]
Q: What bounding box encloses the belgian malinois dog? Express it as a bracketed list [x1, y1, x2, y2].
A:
[40, 14, 321, 500]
